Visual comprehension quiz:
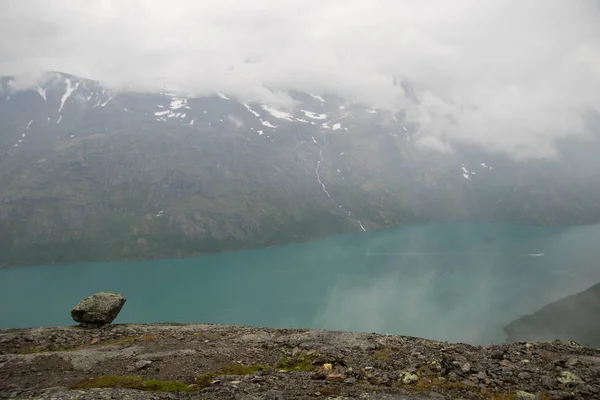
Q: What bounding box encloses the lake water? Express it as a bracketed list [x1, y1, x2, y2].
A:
[2, 223, 600, 345]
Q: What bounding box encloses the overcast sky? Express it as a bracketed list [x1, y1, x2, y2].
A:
[1, 0, 599, 158]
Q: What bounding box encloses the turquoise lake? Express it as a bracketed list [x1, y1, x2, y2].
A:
[2, 223, 600, 345]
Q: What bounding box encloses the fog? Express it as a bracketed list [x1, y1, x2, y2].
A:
[1, 0, 599, 158]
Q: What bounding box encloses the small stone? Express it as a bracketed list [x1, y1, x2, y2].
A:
[521, 359, 530, 364]
[491, 351, 505, 360]
[323, 363, 333, 372]
[326, 373, 345, 382]
[565, 358, 579, 367]
[500, 360, 511, 367]
[461, 362, 471, 373]
[540, 375, 554, 388]
[344, 377, 357, 385]
[135, 360, 152, 370]
[477, 371, 487, 380]
[514, 390, 536, 400]
[461, 379, 477, 388]
[518, 371, 531, 380]
[187, 384, 198, 389]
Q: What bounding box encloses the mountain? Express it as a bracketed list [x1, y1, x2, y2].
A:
[505, 282, 600, 347]
[2, 72, 600, 266]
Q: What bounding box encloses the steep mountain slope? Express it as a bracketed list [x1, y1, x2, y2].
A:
[505, 282, 600, 347]
[1, 72, 600, 266]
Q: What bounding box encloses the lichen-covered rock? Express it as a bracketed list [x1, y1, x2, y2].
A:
[557, 371, 584, 385]
[71, 292, 126, 327]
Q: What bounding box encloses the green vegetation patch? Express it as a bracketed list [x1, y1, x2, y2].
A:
[373, 347, 394, 361]
[276, 352, 317, 372]
[70, 376, 196, 392]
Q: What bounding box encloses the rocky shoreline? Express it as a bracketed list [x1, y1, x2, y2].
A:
[1, 324, 599, 399]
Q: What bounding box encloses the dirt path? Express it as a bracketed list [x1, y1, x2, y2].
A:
[1, 324, 599, 399]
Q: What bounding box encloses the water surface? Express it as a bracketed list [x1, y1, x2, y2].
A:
[2, 223, 600, 344]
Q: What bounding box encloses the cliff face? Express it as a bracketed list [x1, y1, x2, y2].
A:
[505, 282, 600, 347]
[1, 324, 599, 400]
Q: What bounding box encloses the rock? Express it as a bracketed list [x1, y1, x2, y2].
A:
[557, 371, 584, 385]
[461, 379, 477, 388]
[517, 371, 531, 379]
[514, 390, 536, 400]
[135, 360, 152, 370]
[344, 377, 356, 385]
[399, 371, 419, 384]
[540, 375, 554, 388]
[325, 373, 345, 382]
[491, 351, 505, 360]
[323, 363, 332, 372]
[461, 362, 471, 373]
[71, 292, 126, 326]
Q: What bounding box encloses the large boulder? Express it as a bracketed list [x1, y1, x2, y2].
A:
[71, 292, 126, 327]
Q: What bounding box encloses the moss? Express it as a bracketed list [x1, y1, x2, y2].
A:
[14, 346, 47, 354]
[373, 347, 394, 361]
[409, 378, 520, 400]
[219, 364, 266, 375]
[195, 373, 216, 389]
[70, 376, 197, 392]
[195, 363, 268, 389]
[276, 352, 317, 372]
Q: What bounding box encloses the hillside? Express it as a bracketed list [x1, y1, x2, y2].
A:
[1, 323, 599, 399]
[2, 72, 600, 266]
[505, 282, 600, 347]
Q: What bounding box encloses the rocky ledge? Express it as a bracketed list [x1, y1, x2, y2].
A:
[1, 324, 599, 400]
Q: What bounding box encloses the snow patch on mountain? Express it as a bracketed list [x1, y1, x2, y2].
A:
[260, 105, 294, 121]
[59, 79, 79, 112]
[170, 98, 188, 110]
[243, 104, 261, 118]
[36, 85, 46, 101]
[309, 94, 326, 103]
[301, 110, 327, 120]
[262, 120, 277, 128]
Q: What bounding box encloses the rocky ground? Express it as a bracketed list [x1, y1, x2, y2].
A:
[1, 324, 599, 399]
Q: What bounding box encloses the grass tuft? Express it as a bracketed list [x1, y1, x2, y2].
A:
[276, 352, 317, 372]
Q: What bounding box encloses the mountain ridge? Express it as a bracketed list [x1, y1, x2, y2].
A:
[2, 71, 600, 266]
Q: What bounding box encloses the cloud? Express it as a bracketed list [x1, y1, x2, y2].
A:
[1, 0, 599, 158]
